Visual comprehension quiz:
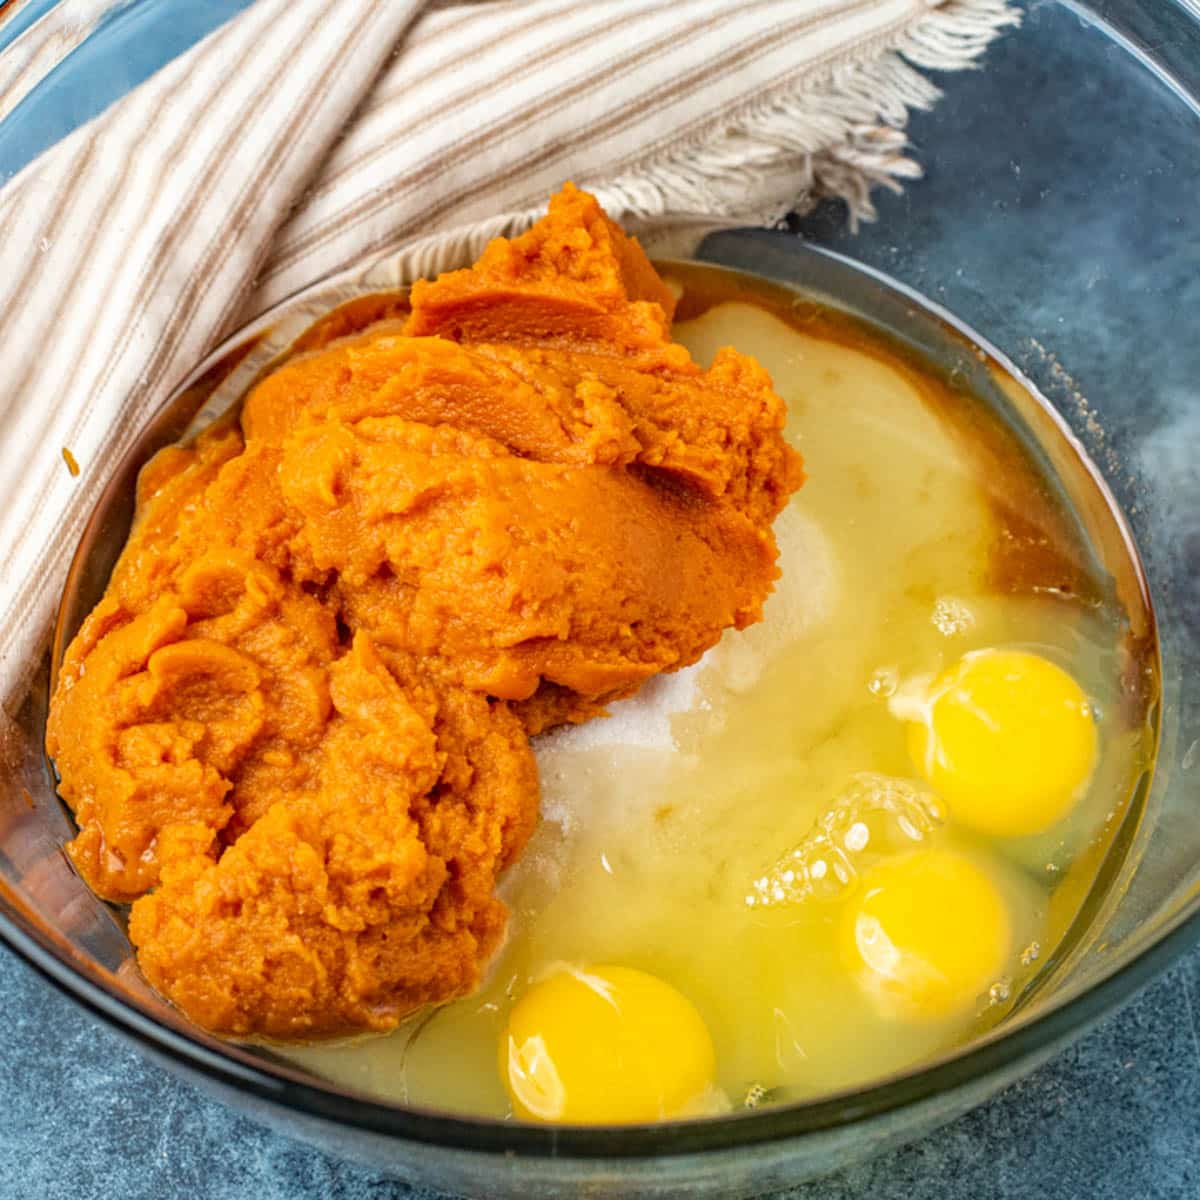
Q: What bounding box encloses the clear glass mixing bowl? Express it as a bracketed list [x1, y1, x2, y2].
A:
[1, 2, 1198, 1196]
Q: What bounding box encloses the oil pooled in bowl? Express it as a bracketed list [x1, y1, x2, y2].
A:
[279, 263, 1157, 1121]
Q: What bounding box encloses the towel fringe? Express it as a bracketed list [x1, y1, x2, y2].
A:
[584, 0, 1020, 230]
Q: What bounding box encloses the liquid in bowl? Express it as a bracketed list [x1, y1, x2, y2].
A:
[274, 262, 1158, 1121]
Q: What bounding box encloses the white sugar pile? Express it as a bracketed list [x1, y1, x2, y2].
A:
[530, 504, 837, 827]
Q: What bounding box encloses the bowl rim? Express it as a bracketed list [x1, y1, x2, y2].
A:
[4, 876, 1199, 1158]
[5, 241, 1198, 1162]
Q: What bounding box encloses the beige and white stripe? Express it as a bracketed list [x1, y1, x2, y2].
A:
[0, 0, 1018, 708]
[0, 0, 115, 122]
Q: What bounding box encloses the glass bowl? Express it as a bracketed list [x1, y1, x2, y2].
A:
[2, 1, 1199, 1196]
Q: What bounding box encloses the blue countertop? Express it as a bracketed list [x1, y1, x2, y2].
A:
[4, 2, 1200, 1197]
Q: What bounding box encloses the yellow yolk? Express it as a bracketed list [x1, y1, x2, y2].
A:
[500, 964, 717, 1123]
[904, 648, 1098, 838]
[840, 848, 1012, 1021]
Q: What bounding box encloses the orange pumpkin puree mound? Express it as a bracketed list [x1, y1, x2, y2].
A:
[46, 184, 804, 1040]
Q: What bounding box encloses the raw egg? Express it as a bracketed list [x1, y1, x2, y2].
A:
[500, 964, 717, 1123]
[840, 848, 1011, 1020]
[901, 648, 1097, 837]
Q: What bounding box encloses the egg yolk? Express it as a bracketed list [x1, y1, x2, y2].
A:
[500, 964, 717, 1123]
[904, 648, 1097, 838]
[840, 848, 1011, 1021]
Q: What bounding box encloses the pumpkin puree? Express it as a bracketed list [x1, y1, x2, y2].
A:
[46, 186, 802, 1039]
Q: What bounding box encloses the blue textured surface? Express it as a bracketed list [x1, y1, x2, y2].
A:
[4, 1, 1200, 1197]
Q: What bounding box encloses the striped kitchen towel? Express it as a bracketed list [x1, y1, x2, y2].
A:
[0, 0, 1019, 707]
